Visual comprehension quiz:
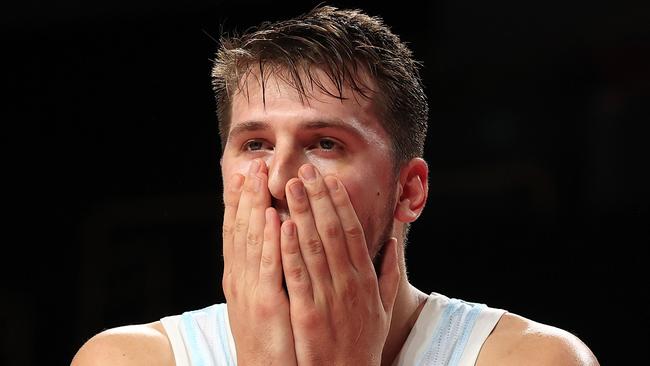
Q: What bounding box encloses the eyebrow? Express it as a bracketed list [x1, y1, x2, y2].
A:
[228, 120, 271, 140]
[302, 119, 365, 139]
[228, 118, 366, 140]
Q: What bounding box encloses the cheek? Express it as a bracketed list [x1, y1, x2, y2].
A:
[336, 165, 396, 250]
[221, 157, 253, 187]
[308, 155, 342, 173]
[338, 172, 388, 223]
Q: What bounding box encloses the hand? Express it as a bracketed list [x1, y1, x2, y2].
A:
[280, 164, 400, 366]
[222, 159, 297, 365]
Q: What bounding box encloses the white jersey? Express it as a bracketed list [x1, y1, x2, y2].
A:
[160, 292, 505, 366]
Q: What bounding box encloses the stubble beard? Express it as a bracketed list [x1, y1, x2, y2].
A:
[370, 193, 397, 273]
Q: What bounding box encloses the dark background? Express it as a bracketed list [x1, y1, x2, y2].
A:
[3, 0, 648, 364]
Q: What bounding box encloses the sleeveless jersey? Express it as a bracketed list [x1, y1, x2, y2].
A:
[160, 292, 505, 366]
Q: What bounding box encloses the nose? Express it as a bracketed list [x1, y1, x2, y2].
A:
[266, 147, 304, 201]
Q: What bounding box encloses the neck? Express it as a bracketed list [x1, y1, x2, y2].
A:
[380, 269, 428, 365]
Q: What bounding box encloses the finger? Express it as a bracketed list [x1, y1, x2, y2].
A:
[280, 220, 314, 305]
[378, 237, 400, 313]
[245, 164, 271, 283]
[324, 175, 372, 272]
[232, 160, 263, 279]
[258, 207, 283, 290]
[299, 165, 352, 278]
[285, 177, 332, 290]
[222, 173, 244, 275]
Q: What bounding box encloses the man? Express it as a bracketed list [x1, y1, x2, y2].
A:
[73, 6, 599, 365]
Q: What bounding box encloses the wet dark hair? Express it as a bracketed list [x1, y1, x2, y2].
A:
[212, 5, 428, 167]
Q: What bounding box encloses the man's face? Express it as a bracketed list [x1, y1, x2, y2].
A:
[220, 69, 399, 259]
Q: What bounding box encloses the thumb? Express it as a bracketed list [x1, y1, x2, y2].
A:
[378, 237, 400, 313]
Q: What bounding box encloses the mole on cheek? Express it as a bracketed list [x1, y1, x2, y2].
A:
[376, 191, 380, 196]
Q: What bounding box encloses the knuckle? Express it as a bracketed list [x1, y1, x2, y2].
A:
[235, 218, 247, 233]
[344, 225, 364, 239]
[283, 242, 301, 255]
[309, 188, 329, 201]
[223, 278, 238, 298]
[287, 265, 306, 282]
[222, 223, 235, 238]
[260, 253, 275, 267]
[323, 221, 341, 239]
[247, 232, 262, 247]
[252, 298, 276, 318]
[304, 237, 324, 256]
[296, 309, 321, 329]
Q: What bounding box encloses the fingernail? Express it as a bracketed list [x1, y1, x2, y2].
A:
[248, 160, 260, 176]
[325, 176, 339, 193]
[282, 221, 295, 236]
[300, 165, 316, 182]
[289, 181, 305, 198]
[231, 174, 244, 191]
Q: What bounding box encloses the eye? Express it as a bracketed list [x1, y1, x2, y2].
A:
[306, 137, 344, 157]
[243, 139, 272, 152]
[318, 138, 337, 150]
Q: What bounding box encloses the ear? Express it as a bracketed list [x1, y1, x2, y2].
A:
[394, 158, 428, 223]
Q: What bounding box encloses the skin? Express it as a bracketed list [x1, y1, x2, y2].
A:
[72, 69, 600, 366]
[221, 69, 408, 365]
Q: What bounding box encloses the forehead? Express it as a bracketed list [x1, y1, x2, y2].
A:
[229, 66, 387, 138]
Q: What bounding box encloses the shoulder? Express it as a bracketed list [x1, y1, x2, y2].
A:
[477, 312, 600, 366]
[71, 321, 175, 366]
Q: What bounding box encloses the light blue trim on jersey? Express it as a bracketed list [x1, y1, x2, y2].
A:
[179, 304, 236, 366]
[181, 312, 208, 366]
[416, 298, 486, 366]
[447, 303, 485, 365]
[215, 304, 235, 366]
[415, 299, 457, 366]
